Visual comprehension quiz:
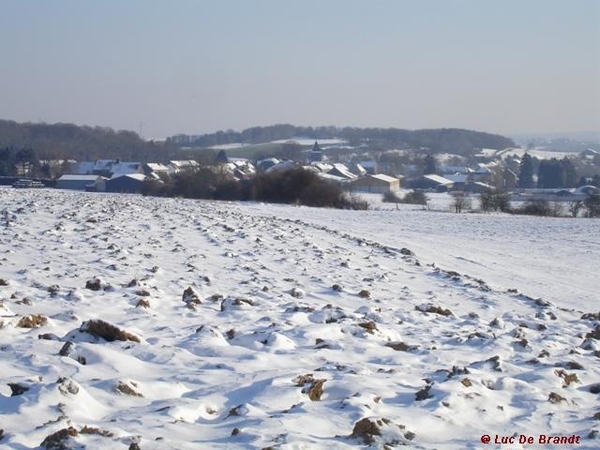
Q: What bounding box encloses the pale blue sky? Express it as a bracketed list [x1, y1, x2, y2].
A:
[1, 0, 598, 138]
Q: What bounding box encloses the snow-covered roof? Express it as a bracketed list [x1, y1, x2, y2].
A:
[111, 162, 141, 175]
[145, 163, 170, 172]
[110, 173, 146, 181]
[423, 174, 454, 185]
[266, 161, 296, 173]
[316, 172, 347, 183]
[369, 174, 399, 183]
[349, 164, 367, 176]
[310, 163, 333, 173]
[445, 174, 469, 183]
[439, 166, 470, 174]
[169, 160, 199, 168]
[329, 164, 357, 180]
[58, 174, 104, 182]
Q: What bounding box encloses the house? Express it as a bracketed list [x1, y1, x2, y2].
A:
[257, 158, 280, 171]
[110, 162, 143, 177]
[359, 160, 378, 175]
[225, 158, 256, 180]
[310, 162, 334, 173]
[92, 160, 116, 177]
[328, 163, 357, 180]
[266, 160, 297, 173]
[144, 163, 170, 178]
[439, 165, 471, 175]
[409, 174, 454, 192]
[168, 160, 199, 174]
[56, 174, 106, 191]
[349, 174, 400, 194]
[348, 163, 367, 177]
[445, 174, 471, 190]
[105, 174, 146, 193]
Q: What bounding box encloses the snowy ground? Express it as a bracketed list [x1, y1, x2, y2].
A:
[1, 188, 599, 449]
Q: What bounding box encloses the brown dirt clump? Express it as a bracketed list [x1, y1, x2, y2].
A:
[305, 379, 326, 401]
[182, 286, 202, 309]
[16, 314, 48, 328]
[386, 342, 415, 352]
[40, 427, 78, 449]
[116, 380, 143, 397]
[293, 374, 326, 401]
[555, 370, 580, 388]
[358, 321, 378, 333]
[415, 384, 433, 401]
[85, 277, 103, 291]
[548, 392, 567, 404]
[80, 319, 140, 343]
[351, 418, 382, 444]
[220, 297, 254, 311]
[136, 299, 150, 308]
[585, 325, 600, 340]
[416, 304, 453, 316]
[581, 312, 600, 320]
[358, 289, 371, 298]
[293, 374, 314, 386]
[461, 378, 473, 387]
[79, 426, 113, 437]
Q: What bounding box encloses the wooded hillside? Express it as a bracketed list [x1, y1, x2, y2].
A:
[170, 124, 515, 155]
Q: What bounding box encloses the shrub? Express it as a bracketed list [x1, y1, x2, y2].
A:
[254, 168, 367, 209]
[585, 194, 600, 217]
[382, 190, 428, 206]
[382, 191, 402, 203]
[514, 199, 551, 217]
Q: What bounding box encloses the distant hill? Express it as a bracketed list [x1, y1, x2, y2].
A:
[0, 120, 516, 162]
[169, 124, 515, 156]
[0, 119, 176, 162]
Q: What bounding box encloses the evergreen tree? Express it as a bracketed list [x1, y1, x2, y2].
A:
[561, 157, 577, 187]
[518, 153, 534, 188]
[423, 154, 437, 174]
[0, 147, 15, 176]
[216, 150, 228, 163]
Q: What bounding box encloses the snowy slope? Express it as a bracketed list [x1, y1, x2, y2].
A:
[0, 188, 598, 449]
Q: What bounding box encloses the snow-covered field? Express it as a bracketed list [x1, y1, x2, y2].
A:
[1, 188, 599, 449]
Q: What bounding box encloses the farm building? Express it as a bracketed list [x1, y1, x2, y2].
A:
[105, 174, 146, 194]
[56, 174, 106, 191]
[408, 174, 454, 192]
[349, 174, 400, 194]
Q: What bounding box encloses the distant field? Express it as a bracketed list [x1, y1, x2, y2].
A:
[196, 142, 288, 159]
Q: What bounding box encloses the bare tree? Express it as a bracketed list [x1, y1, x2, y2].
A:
[568, 200, 584, 218]
[452, 192, 471, 213]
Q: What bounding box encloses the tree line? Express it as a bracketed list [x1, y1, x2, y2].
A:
[0, 120, 178, 162]
[518, 154, 599, 189]
[169, 124, 515, 156]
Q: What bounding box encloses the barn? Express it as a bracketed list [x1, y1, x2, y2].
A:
[349, 174, 400, 194]
[105, 174, 146, 193]
[56, 174, 106, 191]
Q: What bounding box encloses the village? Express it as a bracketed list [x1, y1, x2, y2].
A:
[5, 139, 600, 216]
